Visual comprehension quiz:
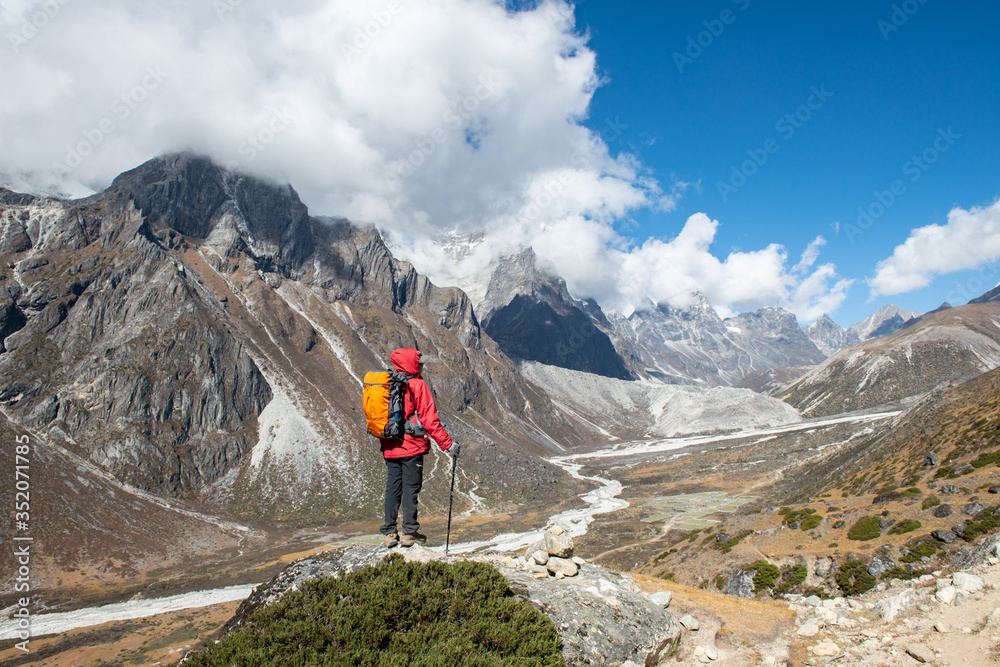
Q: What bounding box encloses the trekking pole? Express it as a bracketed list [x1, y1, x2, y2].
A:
[445, 453, 457, 556]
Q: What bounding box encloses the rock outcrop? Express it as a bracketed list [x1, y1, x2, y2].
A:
[222, 544, 682, 667]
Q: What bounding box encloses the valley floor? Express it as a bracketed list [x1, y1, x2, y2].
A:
[4, 407, 999, 665]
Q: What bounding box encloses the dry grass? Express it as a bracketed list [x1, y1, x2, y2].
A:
[632, 574, 796, 642]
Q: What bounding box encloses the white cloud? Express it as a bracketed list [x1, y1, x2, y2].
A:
[870, 199, 1000, 296]
[0, 0, 850, 323]
[793, 236, 826, 274]
[529, 213, 847, 323]
[781, 263, 853, 323]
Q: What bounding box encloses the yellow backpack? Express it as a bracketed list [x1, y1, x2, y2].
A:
[362, 370, 410, 440]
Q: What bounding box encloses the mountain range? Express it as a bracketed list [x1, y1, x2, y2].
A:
[3, 152, 1000, 593]
[472, 249, 933, 388]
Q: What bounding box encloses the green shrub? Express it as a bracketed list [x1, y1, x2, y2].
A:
[715, 575, 726, 591]
[800, 515, 822, 531]
[712, 529, 753, 554]
[847, 516, 882, 541]
[962, 513, 1000, 542]
[881, 566, 923, 581]
[921, 496, 941, 510]
[748, 560, 780, 593]
[971, 451, 1000, 468]
[900, 539, 939, 563]
[888, 519, 921, 535]
[901, 487, 922, 497]
[185, 554, 565, 667]
[772, 564, 808, 596]
[836, 560, 877, 596]
[782, 508, 819, 530]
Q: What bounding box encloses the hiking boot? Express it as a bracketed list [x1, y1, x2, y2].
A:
[383, 533, 399, 548]
[399, 532, 427, 547]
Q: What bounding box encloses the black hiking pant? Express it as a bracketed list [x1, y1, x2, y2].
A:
[382, 455, 423, 535]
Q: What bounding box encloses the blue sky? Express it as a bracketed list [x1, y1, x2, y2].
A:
[2, 0, 997, 328]
[572, 0, 1000, 325]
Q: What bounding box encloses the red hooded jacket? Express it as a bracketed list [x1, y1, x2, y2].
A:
[380, 348, 453, 459]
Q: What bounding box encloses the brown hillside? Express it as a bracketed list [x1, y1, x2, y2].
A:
[779, 303, 1000, 417]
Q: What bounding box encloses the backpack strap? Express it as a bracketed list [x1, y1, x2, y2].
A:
[392, 372, 427, 437]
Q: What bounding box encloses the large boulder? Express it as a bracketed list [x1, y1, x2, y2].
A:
[868, 554, 894, 578]
[964, 503, 989, 516]
[505, 562, 681, 665]
[933, 504, 954, 518]
[544, 526, 574, 558]
[932, 530, 958, 544]
[725, 570, 756, 598]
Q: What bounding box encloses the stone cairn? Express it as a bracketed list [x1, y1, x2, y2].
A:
[507, 525, 585, 579]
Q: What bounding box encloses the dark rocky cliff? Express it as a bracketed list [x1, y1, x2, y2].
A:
[478, 248, 634, 380]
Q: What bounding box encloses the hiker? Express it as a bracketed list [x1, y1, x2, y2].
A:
[379, 348, 459, 548]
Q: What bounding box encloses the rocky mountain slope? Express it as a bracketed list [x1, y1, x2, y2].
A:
[848, 304, 924, 341]
[628, 364, 1000, 665]
[777, 302, 1000, 417]
[608, 299, 825, 387]
[970, 284, 1000, 304]
[783, 363, 1000, 503]
[805, 314, 861, 356]
[519, 361, 801, 440]
[0, 153, 591, 528]
[0, 411, 250, 604]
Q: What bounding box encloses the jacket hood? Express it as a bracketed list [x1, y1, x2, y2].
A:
[390, 348, 421, 375]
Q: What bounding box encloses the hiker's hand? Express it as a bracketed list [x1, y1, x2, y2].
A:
[448, 442, 460, 459]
